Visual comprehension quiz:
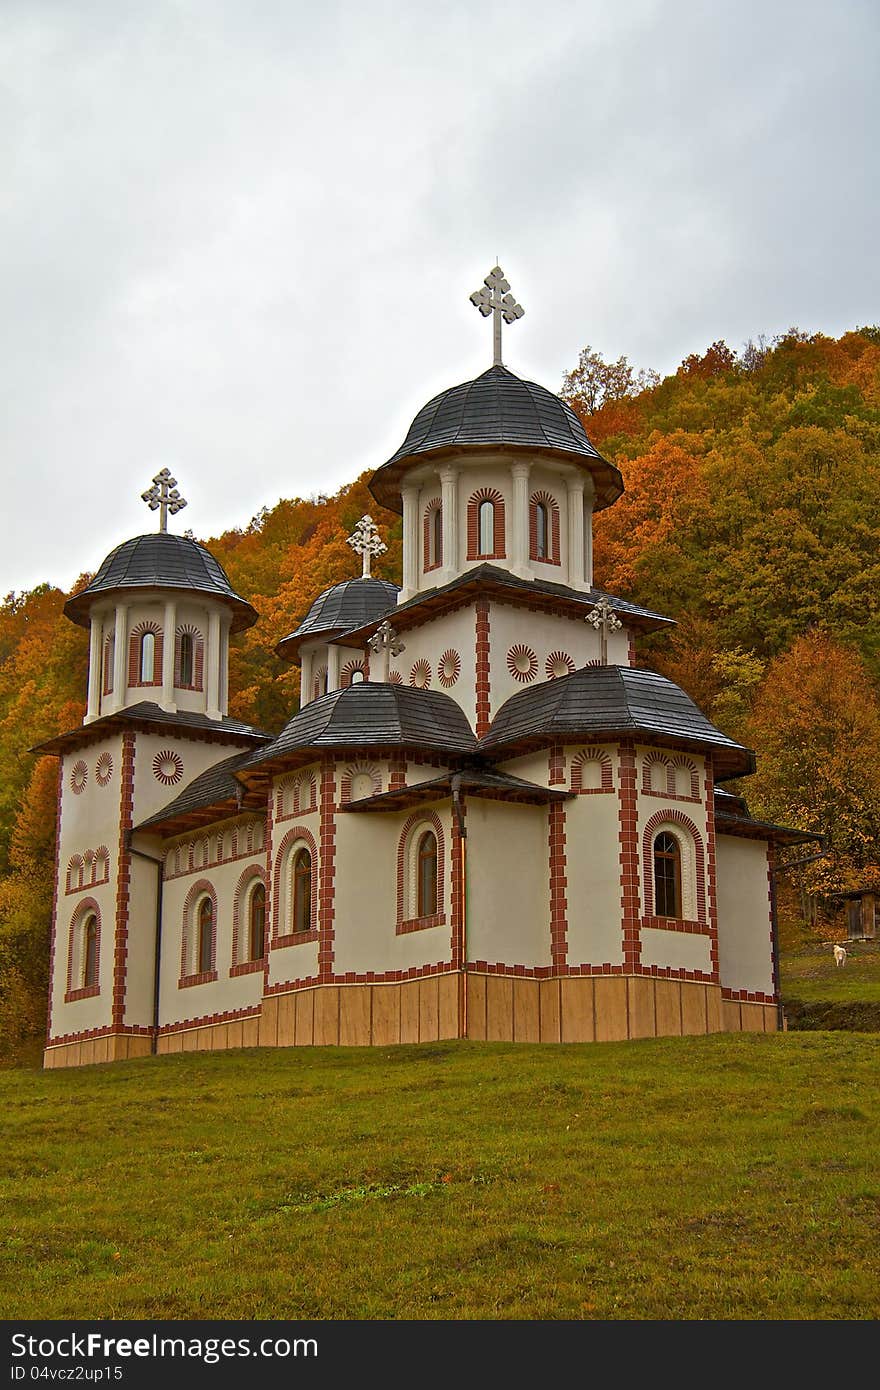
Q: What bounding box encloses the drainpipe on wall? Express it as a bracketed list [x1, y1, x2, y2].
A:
[451, 774, 468, 1039]
[127, 838, 164, 1055]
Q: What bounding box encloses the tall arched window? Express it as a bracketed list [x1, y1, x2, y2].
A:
[248, 882, 266, 961]
[140, 630, 156, 683]
[82, 913, 99, 988]
[417, 830, 438, 918]
[478, 499, 495, 556]
[293, 849, 312, 934]
[653, 832, 682, 919]
[178, 632, 194, 687]
[103, 634, 115, 694]
[349, 668, 365, 684]
[197, 897, 214, 973]
[534, 501, 548, 559]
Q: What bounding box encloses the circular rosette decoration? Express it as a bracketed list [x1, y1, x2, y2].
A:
[507, 644, 538, 682]
[152, 749, 184, 786]
[438, 649, 461, 688]
[70, 759, 88, 794]
[95, 751, 114, 786]
[388, 671, 403, 685]
[409, 658, 431, 689]
[545, 650, 574, 680]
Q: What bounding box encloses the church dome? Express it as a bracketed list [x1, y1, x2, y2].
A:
[275, 577, 399, 662]
[480, 665, 754, 779]
[64, 532, 258, 633]
[251, 683, 477, 768]
[370, 364, 623, 513]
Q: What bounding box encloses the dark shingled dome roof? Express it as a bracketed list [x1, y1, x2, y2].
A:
[250, 684, 477, 768]
[275, 577, 399, 661]
[480, 665, 754, 779]
[64, 533, 258, 633]
[370, 364, 623, 513]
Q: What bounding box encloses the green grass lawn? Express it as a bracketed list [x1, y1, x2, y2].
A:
[780, 939, 880, 1004]
[2, 1034, 879, 1321]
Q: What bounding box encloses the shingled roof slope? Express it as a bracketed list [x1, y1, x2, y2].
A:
[275, 577, 399, 660]
[370, 365, 623, 513]
[480, 665, 754, 779]
[31, 702, 271, 756]
[135, 751, 258, 831]
[64, 533, 258, 632]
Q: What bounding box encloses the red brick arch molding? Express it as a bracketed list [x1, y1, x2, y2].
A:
[467, 487, 506, 561]
[128, 620, 164, 688]
[641, 808, 707, 924]
[529, 491, 561, 565]
[272, 825, 319, 947]
[179, 878, 219, 987]
[230, 863, 268, 973]
[65, 896, 102, 1002]
[397, 808, 446, 932]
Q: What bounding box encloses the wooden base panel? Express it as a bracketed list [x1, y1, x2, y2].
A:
[43, 977, 779, 1067]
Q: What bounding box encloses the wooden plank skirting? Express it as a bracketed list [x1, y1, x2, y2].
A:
[42, 975, 778, 1066]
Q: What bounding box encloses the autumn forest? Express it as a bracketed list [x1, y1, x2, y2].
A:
[2, 326, 879, 1052]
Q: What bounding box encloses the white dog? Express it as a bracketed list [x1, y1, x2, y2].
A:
[833, 944, 847, 967]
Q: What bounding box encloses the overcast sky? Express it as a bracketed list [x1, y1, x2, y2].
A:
[2, 0, 878, 596]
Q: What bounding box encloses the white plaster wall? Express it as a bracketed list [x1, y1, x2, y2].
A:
[715, 836, 775, 995]
[495, 750, 554, 787]
[488, 602, 630, 719]
[157, 837, 268, 1027]
[387, 606, 478, 730]
[564, 785, 625, 967]
[50, 735, 124, 1036]
[635, 746, 709, 923]
[132, 731, 246, 826]
[639, 928, 713, 974]
[333, 806, 452, 974]
[466, 800, 550, 968]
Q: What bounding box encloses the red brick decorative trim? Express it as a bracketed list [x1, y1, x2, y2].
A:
[312, 664, 328, 701]
[46, 758, 64, 1041]
[628, 632, 637, 666]
[475, 600, 490, 737]
[546, 650, 575, 680]
[703, 758, 720, 979]
[721, 986, 777, 1005]
[617, 741, 641, 972]
[95, 751, 113, 786]
[65, 896, 102, 1001]
[111, 731, 135, 1029]
[548, 742, 565, 786]
[340, 763, 382, 805]
[409, 658, 431, 688]
[451, 797, 465, 970]
[157, 1003, 263, 1036]
[529, 491, 561, 565]
[165, 817, 266, 881]
[179, 878, 219, 987]
[65, 846, 110, 894]
[128, 621, 163, 688]
[389, 759, 407, 792]
[46, 1022, 152, 1048]
[271, 825, 319, 947]
[766, 843, 778, 1000]
[388, 671, 403, 685]
[102, 634, 115, 695]
[276, 771, 318, 821]
[341, 660, 367, 687]
[466, 488, 506, 561]
[438, 649, 461, 688]
[641, 915, 712, 935]
[174, 624, 205, 692]
[571, 749, 614, 793]
[397, 809, 446, 933]
[642, 752, 700, 800]
[318, 761, 336, 980]
[549, 800, 568, 970]
[423, 498, 442, 572]
[70, 759, 88, 794]
[231, 863, 268, 969]
[641, 808, 707, 925]
[152, 749, 184, 786]
[507, 644, 538, 682]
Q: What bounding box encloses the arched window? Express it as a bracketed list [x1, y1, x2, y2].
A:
[178, 632, 194, 687]
[103, 634, 115, 694]
[534, 502, 548, 559]
[350, 668, 365, 684]
[248, 882, 266, 961]
[313, 665, 328, 701]
[653, 832, 682, 919]
[425, 503, 443, 570]
[197, 897, 214, 973]
[140, 630, 156, 683]
[293, 849, 312, 934]
[416, 831, 438, 918]
[82, 913, 99, 988]
[478, 499, 495, 556]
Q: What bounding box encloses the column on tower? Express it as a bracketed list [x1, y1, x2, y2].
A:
[86, 617, 102, 722]
[439, 466, 459, 581]
[400, 484, 419, 600]
[566, 476, 586, 591]
[327, 642, 341, 693]
[510, 461, 531, 578]
[161, 598, 177, 712]
[112, 603, 128, 712]
[206, 609, 222, 720]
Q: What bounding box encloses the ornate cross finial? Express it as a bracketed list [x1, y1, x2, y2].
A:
[469, 265, 524, 366]
[368, 619, 405, 682]
[586, 596, 623, 666]
[346, 514, 387, 578]
[141, 467, 187, 533]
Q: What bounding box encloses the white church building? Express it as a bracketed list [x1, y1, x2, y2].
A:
[38, 269, 812, 1068]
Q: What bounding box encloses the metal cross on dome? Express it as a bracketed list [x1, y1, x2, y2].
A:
[469, 265, 524, 366]
[141, 468, 187, 532]
[586, 595, 623, 666]
[347, 514, 387, 578]
[368, 620, 406, 682]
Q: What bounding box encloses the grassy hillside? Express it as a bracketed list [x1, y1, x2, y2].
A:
[780, 940, 880, 1005]
[3, 1036, 879, 1321]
